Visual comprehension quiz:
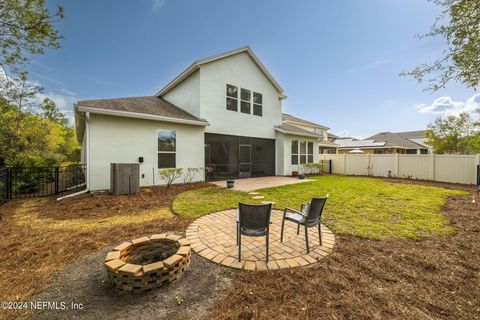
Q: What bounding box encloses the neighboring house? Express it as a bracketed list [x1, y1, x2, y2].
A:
[334, 130, 430, 154]
[75, 46, 332, 190]
[321, 132, 339, 154]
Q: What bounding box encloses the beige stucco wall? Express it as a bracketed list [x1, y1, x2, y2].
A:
[199, 52, 283, 139]
[87, 114, 205, 191]
[162, 70, 201, 118]
[160, 51, 285, 175]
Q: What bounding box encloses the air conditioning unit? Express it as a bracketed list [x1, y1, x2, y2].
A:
[110, 163, 140, 195]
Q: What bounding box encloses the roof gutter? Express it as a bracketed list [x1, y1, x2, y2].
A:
[59, 111, 91, 199]
[76, 106, 210, 127]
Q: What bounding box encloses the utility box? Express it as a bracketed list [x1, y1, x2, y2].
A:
[110, 163, 140, 195]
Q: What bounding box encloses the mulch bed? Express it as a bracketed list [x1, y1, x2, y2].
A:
[0, 183, 213, 320]
[35, 182, 213, 220]
[1, 178, 479, 319]
[204, 193, 480, 320]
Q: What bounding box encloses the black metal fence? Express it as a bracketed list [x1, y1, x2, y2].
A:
[477, 165, 480, 191]
[0, 164, 86, 201]
[0, 167, 8, 204]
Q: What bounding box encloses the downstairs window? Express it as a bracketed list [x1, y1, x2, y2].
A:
[158, 130, 176, 168]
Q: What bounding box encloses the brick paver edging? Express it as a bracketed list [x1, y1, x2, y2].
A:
[104, 234, 192, 292]
[186, 209, 335, 271]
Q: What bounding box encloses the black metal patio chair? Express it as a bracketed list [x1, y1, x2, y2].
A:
[236, 202, 272, 263]
[280, 195, 329, 253]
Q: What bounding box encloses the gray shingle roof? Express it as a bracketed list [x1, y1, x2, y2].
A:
[394, 130, 426, 138]
[282, 113, 328, 129]
[334, 138, 386, 148]
[76, 96, 207, 123]
[275, 123, 323, 138]
[366, 131, 427, 149]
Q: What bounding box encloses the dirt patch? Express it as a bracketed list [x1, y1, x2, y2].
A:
[35, 182, 213, 221]
[29, 250, 234, 320]
[205, 194, 480, 320]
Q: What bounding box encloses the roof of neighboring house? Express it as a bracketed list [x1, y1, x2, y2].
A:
[155, 46, 285, 97]
[319, 139, 338, 147]
[275, 123, 323, 138]
[282, 113, 329, 129]
[366, 131, 427, 149]
[334, 130, 429, 150]
[75, 96, 208, 125]
[334, 138, 386, 148]
[327, 132, 339, 139]
[394, 130, 426, 138]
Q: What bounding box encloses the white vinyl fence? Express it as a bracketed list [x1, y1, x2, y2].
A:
[320, 154, 480, 185]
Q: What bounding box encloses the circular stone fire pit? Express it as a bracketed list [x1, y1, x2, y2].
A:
[104, 234, 191, 292]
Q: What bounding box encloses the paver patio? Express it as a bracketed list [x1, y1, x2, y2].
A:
[210, 176, 312, 192]
[186, 209, 335, 271]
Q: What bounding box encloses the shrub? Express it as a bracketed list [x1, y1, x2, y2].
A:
[158, 168, 183, 188]
[183, 168, 204, 184]
[300, 163, 324, 175]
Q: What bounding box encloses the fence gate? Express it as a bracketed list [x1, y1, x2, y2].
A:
[0, 164, 86, 201]
[319, 160, 332, 174]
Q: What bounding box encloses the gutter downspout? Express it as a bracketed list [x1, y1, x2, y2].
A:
[57, 112, 90, 201]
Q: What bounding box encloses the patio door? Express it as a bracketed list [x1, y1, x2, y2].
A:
[239, 144, 251, 179]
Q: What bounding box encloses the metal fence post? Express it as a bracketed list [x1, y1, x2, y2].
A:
[477, 164, 479, 189]
[329, 159, 332, 174]
[54, 166, 60, 194]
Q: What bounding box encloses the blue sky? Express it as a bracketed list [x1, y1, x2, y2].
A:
[31, 0, 479, 138]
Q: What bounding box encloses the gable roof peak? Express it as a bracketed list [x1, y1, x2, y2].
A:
[155, 46, 284, 96]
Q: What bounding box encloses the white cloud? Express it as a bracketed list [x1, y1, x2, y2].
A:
[335, 129, 351, 137]
[1, 67, 77, 124]
[33, 91, 78, 123]
[30, 71, 65, 86]
[152, 0, 168, 12]
[85, 75, 110, 86]
[416, 94, 480, 116]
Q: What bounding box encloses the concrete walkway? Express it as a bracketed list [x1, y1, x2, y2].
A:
[211, 176, 311, 192]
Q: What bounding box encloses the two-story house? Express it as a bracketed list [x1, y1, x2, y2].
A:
[75, 47, 331, 190]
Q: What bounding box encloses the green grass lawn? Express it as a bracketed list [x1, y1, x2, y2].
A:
[173, 176, 468, 240]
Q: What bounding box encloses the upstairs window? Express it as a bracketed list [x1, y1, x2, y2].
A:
[253, 92, 262, 116]
[226, 84, 238, 111]
[240, 88, 251, 114]
[158, 130, 176, 168]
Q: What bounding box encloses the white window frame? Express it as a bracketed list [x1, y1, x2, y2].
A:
[253, 91, 262, 116]
[157, 129, 177, 169]
[291, 140, 299, 165]
[226, 84, 238, 112]
[300, 141, 307, 164]
[240, 88, 251, 114]
[292, 140, 314, 165]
